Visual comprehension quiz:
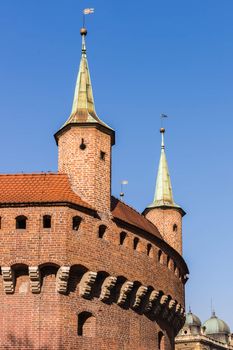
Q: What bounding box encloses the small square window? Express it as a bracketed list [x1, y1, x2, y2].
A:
[43, 215, 51, 229]
[100, 151, 106, 160]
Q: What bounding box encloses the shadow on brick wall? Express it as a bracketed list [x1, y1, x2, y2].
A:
[3, 334, 65, 350]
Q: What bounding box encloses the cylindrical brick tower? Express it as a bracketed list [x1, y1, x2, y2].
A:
[0, 27, 188, 350]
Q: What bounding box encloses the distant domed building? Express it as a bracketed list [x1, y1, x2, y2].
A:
[203, 311, 231, 344]
[176, 310, 233, 350]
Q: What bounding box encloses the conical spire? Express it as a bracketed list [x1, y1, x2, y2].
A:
[55, 27, 114, 144]
[147, 128, 182, 211]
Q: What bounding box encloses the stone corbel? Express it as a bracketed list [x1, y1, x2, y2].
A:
[161, 295, 171, 319]
[145, 290, 160, 312]
[2, 267, 15, 294]
[28, 266, 41, 294]
[117, 281, 134, 306]
[167, 299, 177, 323]
[100, 276, 117, 302]
[132, 286, 148, 309]
[56, 266, 70, 294]
[153, 294, 168, 316]
[172, 304, 182, 328]
[79, 271, 97, 299]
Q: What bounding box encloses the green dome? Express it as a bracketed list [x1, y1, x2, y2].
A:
[203, 312, 230, 335]
[185, 311, 201, 327]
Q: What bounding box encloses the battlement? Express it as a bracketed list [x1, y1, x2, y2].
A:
[0, 263, 185, 331]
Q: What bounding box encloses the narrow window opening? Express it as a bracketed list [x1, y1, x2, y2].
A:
[100, 151, 106, 160]
[120, 231, 127, 245]
[16, 215, 27, 229]
[43, 215, 51, 229]
[173, 224, 178, 232]
[133, 237, 139, 250]
[158, 250, 163, 264]
[0, 216, 1, 229]
[167, 256, 171, 268]
[98, 225, 107, 238]
[147, 243, 152, 257]
[73, 216, 82, 231]
[78, 312, 96, 337]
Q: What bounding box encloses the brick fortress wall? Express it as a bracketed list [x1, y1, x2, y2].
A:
[0, 205, 186, 349]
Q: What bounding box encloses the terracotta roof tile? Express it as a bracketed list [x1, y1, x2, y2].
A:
[111, 196, 162, 240]
[0, 174, 161, 240]
[0, 173, 93, 209]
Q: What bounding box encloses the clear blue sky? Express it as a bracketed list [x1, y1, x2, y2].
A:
[0, 0, 232, 329]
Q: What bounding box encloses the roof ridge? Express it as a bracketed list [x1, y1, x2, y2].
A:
[111, 196, 159, 229]
[0, 172, 61, 176]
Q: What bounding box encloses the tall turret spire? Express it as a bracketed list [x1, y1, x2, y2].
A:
[55, 27, 115, 213]
[55, 28, 114, 145]
[144, 127, 185, 255]
[148, 128, 179, 209]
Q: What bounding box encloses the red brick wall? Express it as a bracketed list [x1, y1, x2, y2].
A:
[57, 126, 112, 213]
[145, 208, 183, 255]
[0, 205, 185, 349]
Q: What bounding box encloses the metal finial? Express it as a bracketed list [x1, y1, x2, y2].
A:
[120, 180, 128, 201]
[160, 128, 165, 149]
[80, 27, 87, 36]
[80, 28, 87, 54]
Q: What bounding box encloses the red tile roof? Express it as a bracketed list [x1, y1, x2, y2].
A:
[111, 196, 162, 239]
[0, 173, 92, 209]
[0, 173, 161, 239]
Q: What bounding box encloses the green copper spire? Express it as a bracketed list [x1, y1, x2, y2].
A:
[55, 27, 115, 144]
[147, 128, 183, 212]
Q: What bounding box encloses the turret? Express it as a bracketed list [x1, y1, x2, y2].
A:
[54, 28, 115, 213]
[143, 128, 185, 255]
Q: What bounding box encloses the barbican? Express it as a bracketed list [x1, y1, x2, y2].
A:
[0, 26, 188, 349]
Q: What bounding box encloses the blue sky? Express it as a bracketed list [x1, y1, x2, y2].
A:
[0, 1, 233, 329]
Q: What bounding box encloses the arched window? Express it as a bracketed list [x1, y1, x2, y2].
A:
[16, 215, 27, 229]
[173, 224, 178, 232]
[43, 215, 51, 229]
[158, 331, 165, 350]
[158, 250, 163, 264]
[73, 216, 82, 231]
[77, 312, 96, 337]
[133, 237, 139, 250]
[120, 231, 127, 245]
[98, 225, 107, 239]
[147, 243, 152, 257]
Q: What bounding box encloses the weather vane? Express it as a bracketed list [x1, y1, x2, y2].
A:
[160, 113, 168, 129]
[82, 8, 95, 27]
